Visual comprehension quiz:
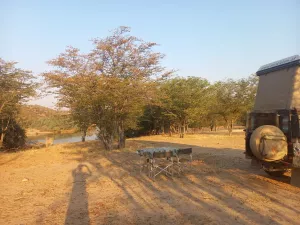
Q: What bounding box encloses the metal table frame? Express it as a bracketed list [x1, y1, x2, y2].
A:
[137, 147, 192, 179]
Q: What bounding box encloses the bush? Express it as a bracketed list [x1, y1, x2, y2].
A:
[3, 120, 26, 149]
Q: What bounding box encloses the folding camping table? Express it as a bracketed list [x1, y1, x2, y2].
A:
[137, 147, 193, 179]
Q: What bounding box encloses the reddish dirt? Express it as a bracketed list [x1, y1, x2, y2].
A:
[0, 133, 299, 225]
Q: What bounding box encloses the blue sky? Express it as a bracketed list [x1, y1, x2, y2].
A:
[1, 0, 299, 107]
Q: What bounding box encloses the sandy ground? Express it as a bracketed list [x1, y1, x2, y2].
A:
[0, 133, 300, 225]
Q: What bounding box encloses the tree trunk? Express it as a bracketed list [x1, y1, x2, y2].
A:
[228, 119, 233, 136]
[161, 121, 165, 134]
[180, 120, 185, 138]
[102, 137, 113, 150]
[118, 121, 125, 149]
[100, 134, 113, 150]
[169, 124, 172, 136]
[98, 127, 114, 151]
[199, 126, 202, 133]
[81, 129, 87, 142]
[0, 133, 4, 148]
[0, 119, 8, 148]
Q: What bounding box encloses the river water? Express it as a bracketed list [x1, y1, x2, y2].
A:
[27, 132, 97, 144]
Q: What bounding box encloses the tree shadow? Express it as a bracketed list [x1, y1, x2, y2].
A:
[65, 164, 91, 225]
[64, 139, 300, 224]
[131, 139, 292, 183]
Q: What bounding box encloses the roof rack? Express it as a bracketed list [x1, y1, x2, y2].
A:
[256, 55, 300, 76]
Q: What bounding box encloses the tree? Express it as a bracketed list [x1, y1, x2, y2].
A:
[43, 45, 98, 142]
[2, 119, 26, 149]
[90, 27, 172, 148]
[0, 58, 37, 148]
[136, 104, 166, 136]
[160, 77, 210, 137]
[45, 26, 171, 149]
[211, 75, 258, 135]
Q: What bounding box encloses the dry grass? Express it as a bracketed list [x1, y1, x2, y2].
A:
[0, 134, 299, 225]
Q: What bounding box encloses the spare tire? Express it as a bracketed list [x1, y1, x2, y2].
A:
[250, 125, 287, 161]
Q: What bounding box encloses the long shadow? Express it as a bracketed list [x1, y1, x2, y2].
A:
[65, 139, 300, 224]
[101, 155, 273, 224]
[132, 139, 292, 178]
[65, 164, 91, 225]
[133, 140, 298, 197]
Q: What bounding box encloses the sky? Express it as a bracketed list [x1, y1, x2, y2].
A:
[1, 0, 299, 108]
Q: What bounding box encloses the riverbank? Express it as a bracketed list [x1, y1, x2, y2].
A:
[26, 128, 78, 137]
[27, 132, 97, 145]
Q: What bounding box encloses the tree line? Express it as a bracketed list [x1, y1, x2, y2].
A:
[18, 105, 74, 132]
[0, 26, 257, 150]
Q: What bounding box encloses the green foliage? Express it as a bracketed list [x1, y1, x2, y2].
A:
[129, 75, 258, 136]
[2, 120, 26, 149]
[0, 58, 37, 148]
[27, 115, 74, 131]
[43, 26, 259, 142]
[44, 27, 171, 149]
[18, 105, 74, 131]
[209, 74, 258, 134]
[0, 29, 261, 144]
[0, 59, 37, 117]
[126, 105, 165, 137]
[161, 77, 210, 124]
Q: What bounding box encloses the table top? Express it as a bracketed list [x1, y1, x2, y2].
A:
[137, 147, 192, 158]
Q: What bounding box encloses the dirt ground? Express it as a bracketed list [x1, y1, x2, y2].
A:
[0, 133, 300, 225]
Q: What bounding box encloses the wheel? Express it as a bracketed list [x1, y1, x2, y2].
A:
[291, 168, 300, 187]
[264, 169, 286, 177]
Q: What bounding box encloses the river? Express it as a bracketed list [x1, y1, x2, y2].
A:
[27, 132, 97, 144]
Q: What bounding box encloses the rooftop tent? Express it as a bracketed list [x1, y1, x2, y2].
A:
[253, 55, 300, 111]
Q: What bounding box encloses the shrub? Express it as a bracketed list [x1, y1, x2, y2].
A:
[3, 120, 26, 149]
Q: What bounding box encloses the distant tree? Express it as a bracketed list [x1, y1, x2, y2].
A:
[160, 77, 210, 138]
[0, 58, 37, 148]
[211, 75, 258, 135]
[137, 104, 166, 135]
[18, 105, 74, 132]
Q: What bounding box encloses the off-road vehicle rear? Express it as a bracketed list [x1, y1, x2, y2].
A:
[245, 55, 300, 187]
